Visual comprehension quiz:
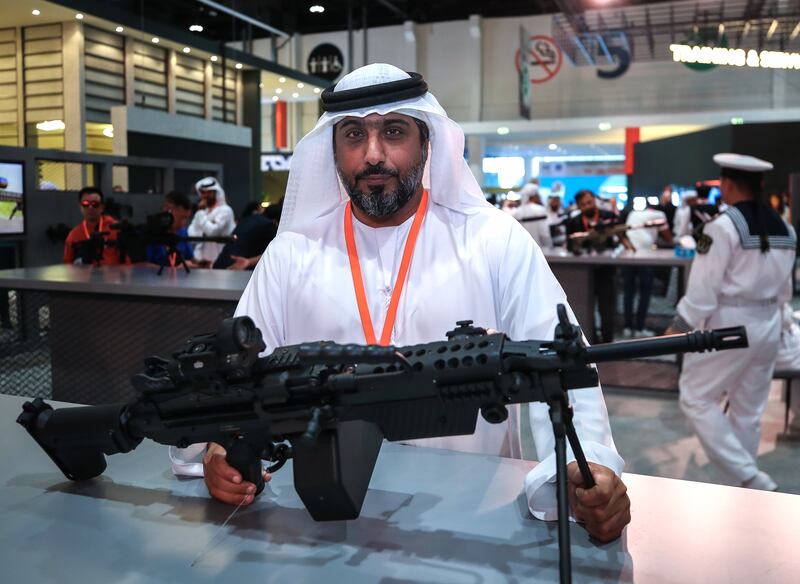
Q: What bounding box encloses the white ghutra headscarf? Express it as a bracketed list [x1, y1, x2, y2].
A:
[279, 63, 490, 234]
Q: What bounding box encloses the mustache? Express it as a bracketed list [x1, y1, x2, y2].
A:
[355, 164, 399, 180]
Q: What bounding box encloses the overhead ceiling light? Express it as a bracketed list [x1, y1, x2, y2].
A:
[792, 22, 800, 41]
[31, 9, 41, 16]
[235, 63, 243, 69]
[313, 87, 321, 94]
[496, 126, 510, 135]
[182, 47, 191, 53]
[151, 37, 160, 44]
[468, 14, 481, 39]
[598, 122, 612, 131]
[548, 143, 558, 150]
[189, 24, 204, 33]
[75, 13, 84, 20]
[115, 26, 124, 33]
[272, 95, 279, 102]
[275, 87, 283, 94]
[102, 126, 114, 138]
[403, 21, 415, 43]
[768, 19, 779, 40]
[279, 77, 286, 83]
[310, 5, 325, 13]
[36, 120, 65, 132]
[730, 117, 744, 125]
[292, 92, 299, 98]
[210, 55, 218, 62]
[297, 82, 304, 88]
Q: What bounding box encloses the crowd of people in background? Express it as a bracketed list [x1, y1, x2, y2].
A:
[60, 172, 794, 349]
[62, 176, 282, 271]
[500, 176, 794, 345]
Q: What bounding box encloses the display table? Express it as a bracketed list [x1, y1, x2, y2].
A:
[544, 249, 693, 390]
[543, 248, 692, 340]
[0, 265, 251, 403]
[1, 394, 797, 583]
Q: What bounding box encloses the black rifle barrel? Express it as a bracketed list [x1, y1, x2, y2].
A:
[584, 326, 748, 363]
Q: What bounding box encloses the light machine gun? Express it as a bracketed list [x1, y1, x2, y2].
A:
[567, 218, 667, 254]
[17, 306, 747, 583]
[111, 211, 235, 274]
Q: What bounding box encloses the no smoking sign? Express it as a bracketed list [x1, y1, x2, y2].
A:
[515, 36, 563, 84]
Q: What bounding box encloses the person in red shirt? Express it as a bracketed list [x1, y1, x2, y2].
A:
[63, 187, 121, 265]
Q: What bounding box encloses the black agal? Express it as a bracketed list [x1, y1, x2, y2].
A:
[320, 72, 428, 113]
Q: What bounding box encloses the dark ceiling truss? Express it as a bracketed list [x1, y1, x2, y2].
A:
[100, 0, 572, 39]
[552, 0, 800, 68]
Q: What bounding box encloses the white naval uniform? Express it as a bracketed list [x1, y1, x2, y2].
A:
[677, 205, 795, 484]
[228, 199, 623, 519]
[513, 202, 553, 249]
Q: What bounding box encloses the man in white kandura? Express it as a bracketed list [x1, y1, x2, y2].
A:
[667, 153, 795, 491]
[173, 64, 630, 541]
[187, 176, 235, 266]
[513, 183, 553, 249]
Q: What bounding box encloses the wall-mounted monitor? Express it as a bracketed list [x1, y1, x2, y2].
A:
[0, 161, 24, 236]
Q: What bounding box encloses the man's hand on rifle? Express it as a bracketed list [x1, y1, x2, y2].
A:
[566, 461, 631, 543]
[203, 442, 271, 505]
[227, 254, 261, 270]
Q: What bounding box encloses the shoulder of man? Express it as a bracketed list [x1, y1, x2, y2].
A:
[65, 223, 83, 240]
[454, 203, 531, 252]
[695, 212, 735, 254]
[564, 214, 583, 233]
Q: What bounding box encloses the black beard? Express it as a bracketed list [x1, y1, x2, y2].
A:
[340, 157, 426, 219]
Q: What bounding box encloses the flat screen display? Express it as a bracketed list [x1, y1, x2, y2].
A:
[0, 161, 24, 235]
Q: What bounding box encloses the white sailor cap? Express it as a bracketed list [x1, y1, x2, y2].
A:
[713, 153, 773, 172]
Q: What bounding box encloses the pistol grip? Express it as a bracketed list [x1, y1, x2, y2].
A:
[225, 439, 265, 496]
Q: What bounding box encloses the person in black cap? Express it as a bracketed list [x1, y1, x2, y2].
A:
[213, 199, 281, 270]
[667, 153, 796, 491]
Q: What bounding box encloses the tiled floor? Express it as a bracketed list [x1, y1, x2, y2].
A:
[521, 382, 800, 494]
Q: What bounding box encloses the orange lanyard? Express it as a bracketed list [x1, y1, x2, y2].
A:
[169, 252, 177, 268]
[82, 217, 103, 240]
[581, 211, 598, 231]
[344, 190, 428, 346]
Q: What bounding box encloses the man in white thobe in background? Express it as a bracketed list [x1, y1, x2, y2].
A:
[513, 183, 553, 249]
[187, 176, 236, 266]
[174, 64, 630, 542]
